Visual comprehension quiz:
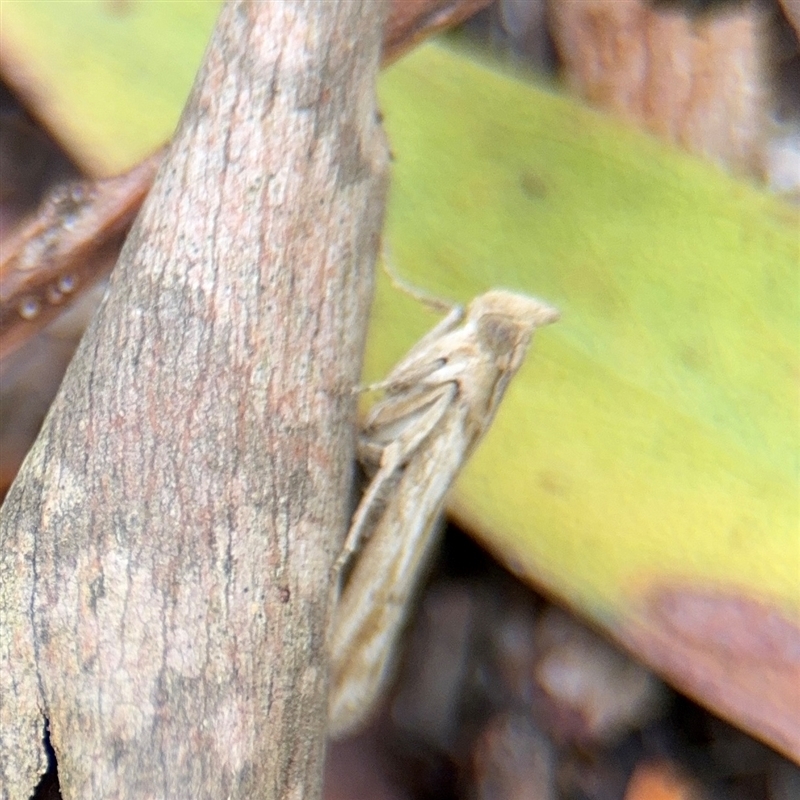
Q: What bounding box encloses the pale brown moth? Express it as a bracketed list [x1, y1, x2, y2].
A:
[328, 287, 559, 738]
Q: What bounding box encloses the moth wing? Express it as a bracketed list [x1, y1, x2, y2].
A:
[374, 304, 467, 392]
[329, 402, 470, 737]
[362, 382, 456, 452]
[391, 303, 465, 372]
[338, 383, 456, 583]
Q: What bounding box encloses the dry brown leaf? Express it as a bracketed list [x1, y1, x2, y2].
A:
[0, 150, 160, 362]
[471, 713, 556, 800]
[779, 0, 800, 37]
[624, 760, 703, 800]
[549, 0, 769, 173]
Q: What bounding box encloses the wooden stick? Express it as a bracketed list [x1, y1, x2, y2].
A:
[0, 1, 389, 796]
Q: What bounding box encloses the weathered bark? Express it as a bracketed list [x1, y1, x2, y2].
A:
[0, 0, 389, 797]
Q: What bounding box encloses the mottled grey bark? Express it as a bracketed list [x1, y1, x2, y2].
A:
[0, 1, 389, 797]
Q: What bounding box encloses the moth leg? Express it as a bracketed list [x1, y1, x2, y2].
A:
[354, 304, 466, 397]
[361, 383, 457, 463]
[333, 384, 455, 589]
[333, 439, 403, 586]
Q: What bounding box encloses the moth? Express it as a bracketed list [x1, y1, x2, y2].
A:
[328, 287, 559, 738]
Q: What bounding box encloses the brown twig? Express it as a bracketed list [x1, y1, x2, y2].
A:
[383, 0, 493, 64]
[0, 151, 160, 362]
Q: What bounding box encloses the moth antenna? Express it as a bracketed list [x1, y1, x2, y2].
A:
[380, 244, 454, 314]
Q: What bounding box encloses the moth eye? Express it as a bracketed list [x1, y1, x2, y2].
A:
[477, 315, 517, 357]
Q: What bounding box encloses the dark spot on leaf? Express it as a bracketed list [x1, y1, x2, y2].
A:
[520, 171, 548, 199]
[680, 344, 708, 371]
[538, 470, 570, 496]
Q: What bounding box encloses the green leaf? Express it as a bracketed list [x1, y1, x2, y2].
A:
[0, 0, 222, 173]
[372, 43, 798, 756]
[375, 42, 797, 612]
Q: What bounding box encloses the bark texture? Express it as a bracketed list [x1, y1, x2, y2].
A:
[0, 1, 389, 797]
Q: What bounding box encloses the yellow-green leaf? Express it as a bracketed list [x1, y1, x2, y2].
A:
[372, 43, 799, 759]
[0, 0, 222, 174]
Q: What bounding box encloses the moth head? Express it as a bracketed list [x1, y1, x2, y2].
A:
[469, 290, 559, 369]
